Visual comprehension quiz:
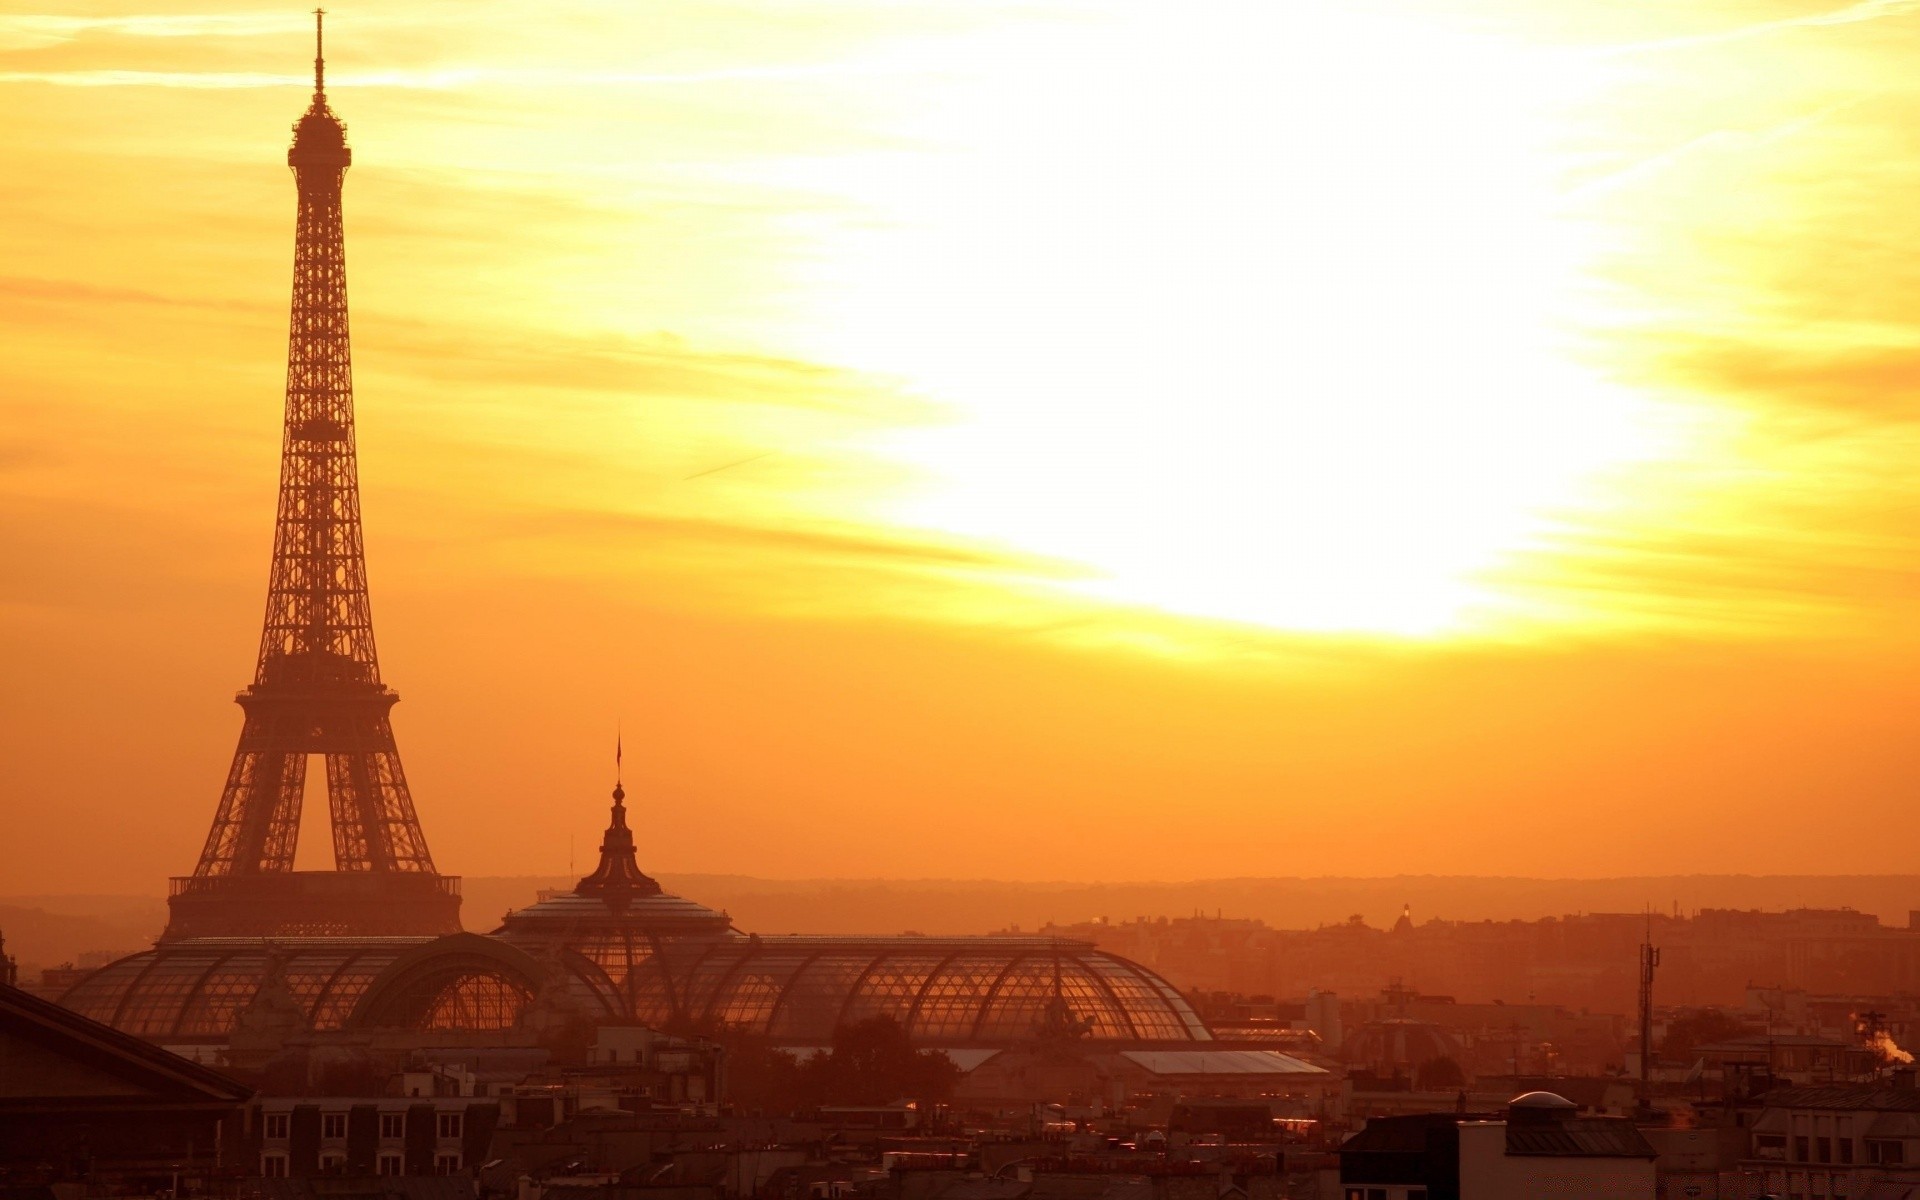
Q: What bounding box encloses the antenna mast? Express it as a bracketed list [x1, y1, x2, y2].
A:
[313, 9, 326, 99]
[1639, 910, 1661, 1116]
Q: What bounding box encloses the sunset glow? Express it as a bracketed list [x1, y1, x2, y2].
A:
[9, 0, 1920, 890]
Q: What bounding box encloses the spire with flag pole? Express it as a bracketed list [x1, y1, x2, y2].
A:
[576, 730, 659, 909]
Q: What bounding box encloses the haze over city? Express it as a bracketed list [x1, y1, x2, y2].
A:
[19, 6, 1920, 1200]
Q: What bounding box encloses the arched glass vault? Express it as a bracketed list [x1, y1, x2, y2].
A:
[64, 930, 1208, 1047]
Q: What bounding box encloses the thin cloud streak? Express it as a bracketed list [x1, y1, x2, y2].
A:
[0, 13, 309, 51]
[1597, 0, 1920, 56]
[0, 62, 932, 91]
[1565, 98, 1869, 201]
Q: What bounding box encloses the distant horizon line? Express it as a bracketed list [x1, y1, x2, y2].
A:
[14, 868, 1920, 900]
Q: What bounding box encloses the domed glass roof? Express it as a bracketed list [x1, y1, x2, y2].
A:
[64, 783, 1213, 1048]
[61, 938, 432, 1039]
[1510, 1090, 1578, 1109]
[490, 786, 1212, 1045]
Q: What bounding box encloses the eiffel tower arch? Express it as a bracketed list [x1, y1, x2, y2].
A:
[163, 13, 459, 941]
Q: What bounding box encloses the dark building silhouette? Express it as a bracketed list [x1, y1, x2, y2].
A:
[0, 982, 251, 1190]
[1337, 1093, 1657, 1198]
[166, 12, 459, 942]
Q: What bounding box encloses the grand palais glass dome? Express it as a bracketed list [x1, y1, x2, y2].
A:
[64, 783, 1211, 1048]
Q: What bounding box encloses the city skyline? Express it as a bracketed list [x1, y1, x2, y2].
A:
[8, 0, 1920, 892]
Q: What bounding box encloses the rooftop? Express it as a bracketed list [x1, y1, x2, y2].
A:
[1502, 1117, 1656, 1159]
[1764, 1084, 1920, 1112]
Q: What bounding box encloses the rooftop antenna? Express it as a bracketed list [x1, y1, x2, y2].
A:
[312, 9, 326, 100]
[1638, 906, 1661, 1117]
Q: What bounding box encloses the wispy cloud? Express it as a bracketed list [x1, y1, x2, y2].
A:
[0, 61, 930, 90]
[0, 274, 267, 312]
[511, 506, 1080, 579]
[358, 316, 936, 422]
[1566, 99, 1868, 201]
[1600, 0, 1920, 55]
[0, 13, 308, 52]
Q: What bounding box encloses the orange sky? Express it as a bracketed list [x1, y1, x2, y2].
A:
[7, 0, 1920, 896]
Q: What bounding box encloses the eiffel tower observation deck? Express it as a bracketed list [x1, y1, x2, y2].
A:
[163, 13, 459, 941]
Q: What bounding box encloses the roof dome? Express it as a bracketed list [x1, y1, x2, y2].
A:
[493, 779, 735, 937]
[59, 933, 571, 1042]
[1510, 1090, 1577, 1109]
[1343, 1017, 1464, 1070]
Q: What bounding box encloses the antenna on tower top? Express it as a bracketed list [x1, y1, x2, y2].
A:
[612, 725, 626, 807]
[313, 8, 326, 99]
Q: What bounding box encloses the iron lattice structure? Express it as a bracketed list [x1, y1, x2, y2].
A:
[167, 16, 457, 940]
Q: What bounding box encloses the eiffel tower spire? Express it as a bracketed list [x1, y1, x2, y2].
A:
[165, 17, 459, 940]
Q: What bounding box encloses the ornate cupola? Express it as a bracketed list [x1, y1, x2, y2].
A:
[492, 751, 735, 943]
[574, 777, 664, 910]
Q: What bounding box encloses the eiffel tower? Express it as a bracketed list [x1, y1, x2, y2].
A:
[164, 13, 460, 941]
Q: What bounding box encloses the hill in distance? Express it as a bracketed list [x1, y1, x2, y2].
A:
[9, 873, 1920, 979]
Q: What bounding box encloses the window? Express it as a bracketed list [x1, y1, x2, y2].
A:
[261, 1154, 289, 1178]
[1757, 1134, 1788, 1160]
[436, 1112, 462, 1140]
[264, 1113, 290, 1140]
[1839, 1138, 1854, 1164]
[1869, 1139, 1907, 1165]
[377, 1153, 404, 1177]
[1796, 1136, 1811, 1161]
[1817, 1136, 1832, 1163]
[319, 1152, 346, 1175]
[380, 1113, 405, 1140]
[322, 1112, 348, 1140]
[435, 1153, 462, 1175]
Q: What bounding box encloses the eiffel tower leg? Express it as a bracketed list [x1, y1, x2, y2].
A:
[196, 727, 307, 876]
[324, 708, 435, 874]
[325, 749, 375, 871]
[362, 714, 435, 871]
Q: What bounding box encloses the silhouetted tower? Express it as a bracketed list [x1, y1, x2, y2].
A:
[1637, 915, 1660, 1113]
[165, 14, 459, 940]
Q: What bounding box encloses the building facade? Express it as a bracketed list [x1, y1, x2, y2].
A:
[1745, 1079, 1920, 1199]
[1337, 1092, 1656, 1200]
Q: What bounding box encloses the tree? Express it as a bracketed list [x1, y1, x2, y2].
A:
[1661, 1008, 1754, 1063]
[1415, 1056, 1465, 1090]
[719, 1031, 802, 1114]
[797, 1016, 961, 1107]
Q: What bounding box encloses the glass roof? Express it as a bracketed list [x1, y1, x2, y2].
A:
[608, 936, 1213, 1045]
[60, 938, 430, 1040]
